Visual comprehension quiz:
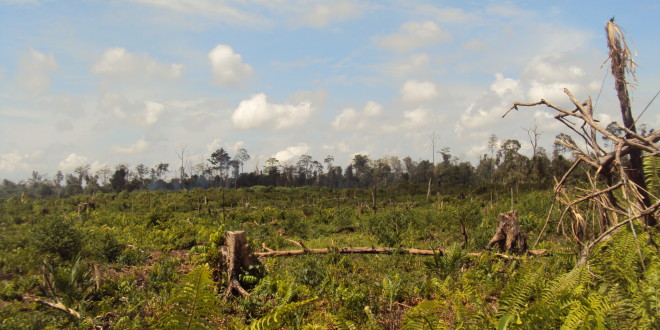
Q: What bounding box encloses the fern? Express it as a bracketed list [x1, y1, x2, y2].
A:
[159, 264, 220, 330]
[497, 269, 544, 317]
[330, 314, 359, 330]
[642, 153, 659, 199]
[401, 300, 449, 330]
[246, 297, 317, 330]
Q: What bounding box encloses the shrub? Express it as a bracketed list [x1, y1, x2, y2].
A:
[31, 217, 83, 260]
[85, 229, 124, 263]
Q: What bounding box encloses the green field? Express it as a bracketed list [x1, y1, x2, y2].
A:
[0, 185, 656, 329]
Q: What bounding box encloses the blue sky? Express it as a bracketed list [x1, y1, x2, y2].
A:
[1, 0, 659, 181]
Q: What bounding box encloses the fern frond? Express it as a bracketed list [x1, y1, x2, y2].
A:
[642, 153, 659, 199]
[330, 314, 359, 330]
[159, 264, 220, 330]
[498, 269, 544, 317]
[247, 297, 317, 330]
[401, 300, 449, 330]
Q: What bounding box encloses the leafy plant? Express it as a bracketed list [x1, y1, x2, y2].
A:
[401, 300, 448, 330]
[158, 264, 220, 329]
[42, 255, 95, 315]
[382, 274, 402, 310]
[424, 243, 467, 279]
[31, 217, 83, 260]
[246, 297, 317, 330]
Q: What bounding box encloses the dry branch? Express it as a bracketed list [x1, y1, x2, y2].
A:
[503, 19, 659, 264]
[23, 295, 81, 319]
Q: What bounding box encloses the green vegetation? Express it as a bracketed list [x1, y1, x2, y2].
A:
[0, 185, 656, 329]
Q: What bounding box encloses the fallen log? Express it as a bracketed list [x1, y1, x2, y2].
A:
[253, 246, 548, 259]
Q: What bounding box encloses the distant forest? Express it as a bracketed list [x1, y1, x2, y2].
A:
[1, 130, 604, 199]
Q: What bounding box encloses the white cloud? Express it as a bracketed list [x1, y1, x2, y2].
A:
[205, 138, 244, 154]
[231, 93, 312, 130]
[490, 73, 520, 97]
[400, 79, 438, 103]
[98, 94, 165, 127]
[0, 152, 29, 172]
[521, 54, 594, 102]
[143, 101, 164, 126]
[208, 44, 252, 87]
[110, 138, 149, 154]
[414, 5, 478, 24]
[375, 21, 451, 52]
[92, 47, 183, 81]
[15, 49, 58, 95]
[300, 2, 361, 28]
[462, 39, 487, 52]
[384, 107, 438, 132]
[129, 0, 263, 26]
[382, 53, 431, 78]
[40, 94, 85, 118]
[59, 153, 89, 171]
[332, 101, 382, 131]
[273, 143, 309, 162]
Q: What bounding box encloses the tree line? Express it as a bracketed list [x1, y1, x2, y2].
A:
[1, 133, 582, 198]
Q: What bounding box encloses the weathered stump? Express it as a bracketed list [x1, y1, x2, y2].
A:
[485, 210, 527, 254]
[222, 231, 255, 298]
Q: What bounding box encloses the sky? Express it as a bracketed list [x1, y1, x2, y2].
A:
[1, 0, 659, 181]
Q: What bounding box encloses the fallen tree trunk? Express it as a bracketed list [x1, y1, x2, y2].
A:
[253, 246, 547, 259]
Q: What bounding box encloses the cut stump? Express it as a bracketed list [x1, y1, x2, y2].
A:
[221, 231, 256, 298]
[485, 210, 527, 254]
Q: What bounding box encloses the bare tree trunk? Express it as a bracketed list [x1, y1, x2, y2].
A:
[606, 20, 655, 226]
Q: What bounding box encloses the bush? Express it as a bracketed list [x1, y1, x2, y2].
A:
[31, 217, 83, 260]
[85, 230, 124, 262]
[367, 209, 413, 247]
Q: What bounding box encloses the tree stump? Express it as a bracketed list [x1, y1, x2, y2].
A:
[485, 210, 527, 254]
[222, 231, 255, 298]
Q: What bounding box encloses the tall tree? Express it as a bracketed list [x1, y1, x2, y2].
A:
[234, 148, 250, 174]
[208, 148, 231, 186]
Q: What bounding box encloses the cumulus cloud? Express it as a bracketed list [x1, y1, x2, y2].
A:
[375, 21, 451, 52]
[208, 44, 252, 86]
[15, 49, 58, 95]
[490, 73, 520, 97]
[332, 101, 382, 131]
[384, 107, 438, 132]
[143, 101, 164, 126]
[273, 144, 309, 162]
[92, 47, 183, 81]
[0, 152, 30, 172]
[300, 2, 362, 28]
[59, 153, 89, 171]
[231, 93, 312, 130]
[521, 54, 597, 102]
[99, 94, 165, 127]
[400, 79, 438, 103]
[110, 138, 149, 154]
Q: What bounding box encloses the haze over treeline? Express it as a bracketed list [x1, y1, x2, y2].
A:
[2, 131, 586, 198]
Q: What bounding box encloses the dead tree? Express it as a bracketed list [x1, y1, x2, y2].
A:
[485, 211, 527, 254]
[503, 20, 659, 263]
